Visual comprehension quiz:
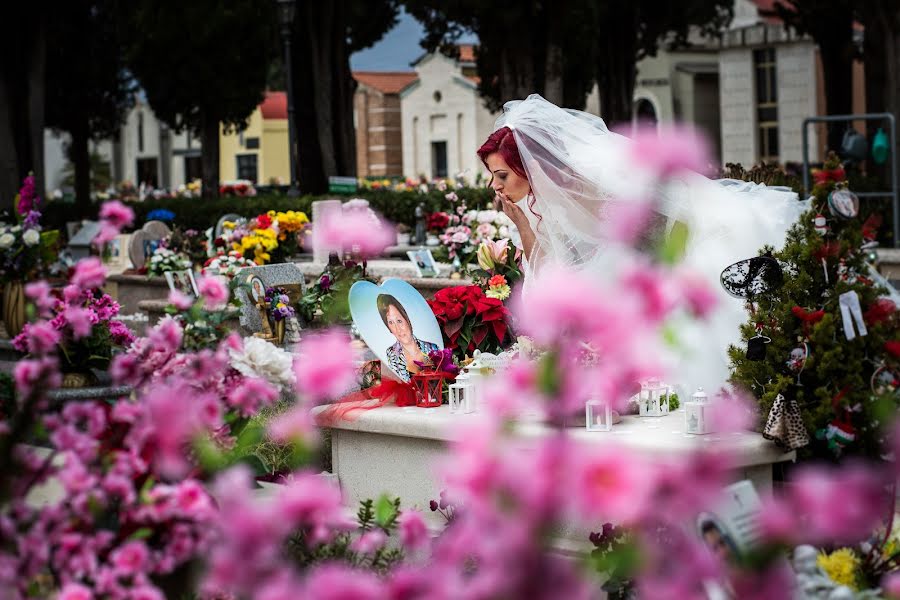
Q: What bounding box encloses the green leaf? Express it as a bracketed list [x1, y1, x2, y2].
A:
[239, 453, 269, 476]
[658, 221, 689, 264]
[129, 527, 154, 540]
[374, 494, 398, 528]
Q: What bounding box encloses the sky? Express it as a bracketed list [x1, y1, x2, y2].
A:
[350, 8, 477, 72]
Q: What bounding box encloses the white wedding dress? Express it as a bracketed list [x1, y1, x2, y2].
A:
[500, 94, 810, 393]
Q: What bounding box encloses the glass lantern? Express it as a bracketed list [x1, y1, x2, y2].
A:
[449, 374, 475, 414]
[685, 386, 711, 435]
[638, 379, 670, 417]
[585, 397, 612, 432]
[411, 372, 444, 408]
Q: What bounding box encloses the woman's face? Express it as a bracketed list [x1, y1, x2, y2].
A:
[386, 304, 413, 344]
[485, 152, 530, 203]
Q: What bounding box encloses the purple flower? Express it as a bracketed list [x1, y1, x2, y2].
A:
[16, 175, 38, 215]
[319, 274, 332, 292]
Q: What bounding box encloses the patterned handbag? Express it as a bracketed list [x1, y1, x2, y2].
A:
[762, 393, 810, 450]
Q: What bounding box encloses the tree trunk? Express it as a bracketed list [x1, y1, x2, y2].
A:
[597, 22, 638, 124]
[331, 0, 357, 178]
[70, 124, 91, 215]
[200, 113, 220, 199]
[810, 7, 854, 152]
[543, 43, 564, 106]
[27, 15, 46, 200]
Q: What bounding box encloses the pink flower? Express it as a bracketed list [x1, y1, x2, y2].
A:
[268, 405, 317, 443]
[603, 199, 655, 245]
[302, 564, 384, 600]
[883, 572, 900, 598]
[71, 257, 107, 290]
[148, 317, 183, 355]
[174, 479, 213, 517]
[708, 388, 756, 434]
[130, 586, 165, 600]
[351, 529, 387, 554]
[58, 582, 93, 600]
[275, 473, 349, 543]
[293, 329, 357, 403]
[228, 376, 278, 417]
[569, 446, 654, 524]
[110, 540, 149, 574]
[25, 281, 55, 317]
[64, 306, 94, 339]
[99, 200, 134, 229]
[197, 275, 229, 310]
[621, 263, 676, 322]
[398, 509, 429, 551]
[14, 356, 60, 398]
[107, 320, 135, 347]
[13, 321, 60, 355]
[313, 209, 394, 259]
[168, 289, 194, 310]
[628, 123, 712, 178]
[676, 268, 718, 318]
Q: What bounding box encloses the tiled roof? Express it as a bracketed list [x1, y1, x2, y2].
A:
[260, 91, 287, 119]
[353, 71, 418, 94]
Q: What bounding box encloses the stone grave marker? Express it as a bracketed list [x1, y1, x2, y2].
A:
[235, 263, 307, 335]
[67, 221, 100, 260]
[215, 213, 242, 238]
[127, 221, 172, 270]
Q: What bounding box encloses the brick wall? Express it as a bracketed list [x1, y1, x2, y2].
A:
[776, 43, 817, 164]
[354, 87, 404, 177]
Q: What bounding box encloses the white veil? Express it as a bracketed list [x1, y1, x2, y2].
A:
[496, 94, 810, 392]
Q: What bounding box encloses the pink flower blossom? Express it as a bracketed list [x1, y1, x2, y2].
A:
[268, 405, 317, 443]
[168, 289, 194, 310]
[71, 257, 107, 290]
[604, 199, 654, 245]
[99, 200, 134, 229]
[130, 586, 165, 600]
[12, 321, 60, 355]
[398, 509, 429, 551]
[302, 564, 385, 600]
[110, 540, 149, 575]
[148, 317, 183, 355]
[197, 274, 229, 310]
[351, 529, 387, 554]
[107, 320, 135, 347]
[275, 472, 350, 543]
[227, 376, 278, 417]
[14, 356, 60, 398]
[883, 572, 900, 598]
[312, 209, 394, 259]
[708, 388, 756, 434]
[25, 281, 55, 317]
[676, 268, 718, 318]
[569, 445, 654, 524]
[628, 123, 712, 178]
[621, 263, 676, 322]
[59, 582, 93, 600]
[64, 306, 94, 339]
[293, 329, 357, 403]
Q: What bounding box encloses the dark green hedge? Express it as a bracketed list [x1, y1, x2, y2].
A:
[41, 187, 495, 235]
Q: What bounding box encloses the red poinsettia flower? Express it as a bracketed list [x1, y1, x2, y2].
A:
[428, 285, 511, 353]
[255, 213, 273, 229]
[426, 212, 450, 232]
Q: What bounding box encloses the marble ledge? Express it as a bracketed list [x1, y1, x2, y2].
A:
[313, 404, 796, 469]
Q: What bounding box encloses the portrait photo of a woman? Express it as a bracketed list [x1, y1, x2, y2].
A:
[377, 294, 439, 381]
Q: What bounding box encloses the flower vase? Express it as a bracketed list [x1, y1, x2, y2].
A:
[274, 319, 285, 345]
[61, 371, 98, 389]
[2, 281, 26, 338]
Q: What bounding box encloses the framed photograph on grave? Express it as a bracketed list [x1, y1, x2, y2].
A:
[103, 234, 130, 268]
[248, 276, 266, 303]
[143, 239, 161, 262]
[348, 278, 443, 382]
[407, 248, 438, 278]
[164, 269, 198, 298]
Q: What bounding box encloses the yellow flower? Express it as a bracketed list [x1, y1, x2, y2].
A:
[222, 221, 235, 230]
[817, 548, 861, 591]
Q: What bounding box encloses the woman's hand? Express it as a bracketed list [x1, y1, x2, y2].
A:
[495, 192, 530, 231]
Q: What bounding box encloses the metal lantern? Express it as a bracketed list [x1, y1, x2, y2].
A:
[638, 379, 670, 417]
[449, 373, 475, 414]
[411, 372, 444, 408]
[685, 386, 712, 435]
[585, 397, 612, 432]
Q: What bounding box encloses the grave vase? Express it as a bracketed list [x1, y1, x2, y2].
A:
[274, 319, 285, 345]
[2, 281, 26, 338]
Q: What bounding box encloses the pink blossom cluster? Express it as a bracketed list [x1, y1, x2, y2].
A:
[312, 207, 395, 259]
[94, 200, 135, 247]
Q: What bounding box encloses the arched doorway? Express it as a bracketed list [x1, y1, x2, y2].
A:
[634, 98, 658, 127]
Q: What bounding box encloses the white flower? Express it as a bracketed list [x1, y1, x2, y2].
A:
[495, 212, 514, 227]
[0, 233, 15, 249]
[229, 337, 295, 391]
[477, 210, 499, 224]
[22, 229, 40, 246]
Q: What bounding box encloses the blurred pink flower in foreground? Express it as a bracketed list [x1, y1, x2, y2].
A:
[71, 257, 107, 290]
[197, 274, 229, 310]
[398, 510, 429, 551]
[628, 123, 712, 178]
[569, 445, 654, 524]
[293, 329, 357, 404]
[168, 289, 194, 310]
[312, 208, 394, 258]
[603, 199, 654, 245]
[94, 200, 135, 246]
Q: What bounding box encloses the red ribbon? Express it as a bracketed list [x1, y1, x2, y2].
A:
[316, 379, 418, 425]
[813, 167, 846, 185]
[792, 306, 825, 335]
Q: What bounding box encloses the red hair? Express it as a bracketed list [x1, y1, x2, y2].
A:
[477, 127, 527, 182]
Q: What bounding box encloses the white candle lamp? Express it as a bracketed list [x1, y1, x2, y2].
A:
[638, 379, 670, 417]
[685, 386, 712, 435]
[585, 397, 612, 432]
[449, 373, 475, 414]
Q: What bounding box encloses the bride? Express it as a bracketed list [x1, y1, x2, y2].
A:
[476, 94, 808, 393]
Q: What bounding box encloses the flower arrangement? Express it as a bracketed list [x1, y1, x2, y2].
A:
[147, 244, 192, 277]
[428, 284, 510, 360]
[299, 258, 371, 326]
[202, 250, 256, 279]
[13, 263, 135, 375]
[265, 287, 296, 321]
[219, 179, 257, 197]
[426, 211, 450, 233]
[217, 210, 310, 265]
[0, 176, 59, 284]
[471, 238, 522, 297]
[436, 206, 515, 265]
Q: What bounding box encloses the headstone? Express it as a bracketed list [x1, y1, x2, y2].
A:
[142, 220, 172, 240]
[215, 213, 243, 238]
[68, 221, 101, 260]
[126, 221, 173, 270]
[235, 263, 307, 334]
[311, 199, 343, 263]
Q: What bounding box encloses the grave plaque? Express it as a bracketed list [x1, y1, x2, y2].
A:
[235, 263, 307, 335]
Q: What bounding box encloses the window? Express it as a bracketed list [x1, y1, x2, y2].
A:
[634, 98, 658, 127]
[136, 157, 158, 187]
[184, 155, 202, 182]
[138, 112, 144, 153]
[245, 137, 260, 150]
[431, 141, 448, 178]
[753, 47, 778, 162]
[236, 154, 258, 182]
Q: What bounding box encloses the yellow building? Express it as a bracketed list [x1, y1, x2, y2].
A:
[219, 91, 290, 184]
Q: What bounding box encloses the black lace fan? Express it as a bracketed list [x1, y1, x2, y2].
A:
[719, 252, 783, 299]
